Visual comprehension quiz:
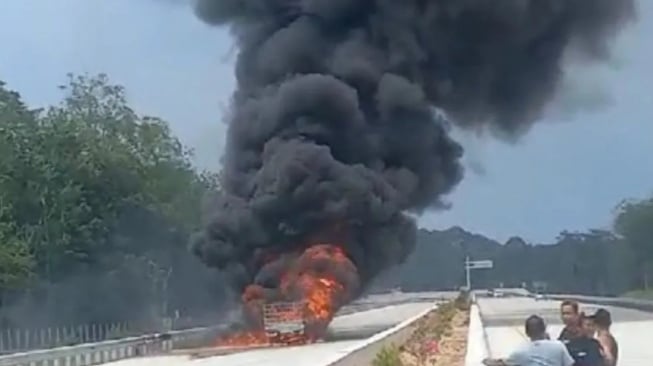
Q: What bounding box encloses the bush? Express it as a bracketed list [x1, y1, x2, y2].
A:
[373, 344, 403, 366]
[454, 291, 471, 311]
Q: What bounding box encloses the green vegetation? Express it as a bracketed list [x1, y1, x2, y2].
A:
[428, 301, 456, 340]
[453, 291, 471, 311]
[622, 289, 653, 300]
[373, 344, 403, 366]
[0, 74, 222, 329]
[386, 226, 646, 297]
[615, 198, 653, 290]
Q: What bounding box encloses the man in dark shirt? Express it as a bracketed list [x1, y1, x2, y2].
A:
[564, 313, 604, 366]
[558, 300, 581, 341]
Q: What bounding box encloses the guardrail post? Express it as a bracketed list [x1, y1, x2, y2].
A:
[24, 329, 29, 352]
[14, 329, 20, 352]
[8, 329, 14, 352]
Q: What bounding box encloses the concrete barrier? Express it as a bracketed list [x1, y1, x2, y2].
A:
[546, 294, 653, 313]
[320, 302, 440, 366]
[505, 289, 653, 314]
[464, 304, 489, 366]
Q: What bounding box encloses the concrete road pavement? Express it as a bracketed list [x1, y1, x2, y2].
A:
[335, 290, 456, 316]
[103, 301, 435, 366]
[479, 297, 653, 365]
[330, 301, 433, 332]
[97, 340, 365, 366]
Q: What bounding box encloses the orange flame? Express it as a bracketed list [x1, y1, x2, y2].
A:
[215, 243, 355, 348]
[288, 245, 350, 323]
[215, 330, 268, 347]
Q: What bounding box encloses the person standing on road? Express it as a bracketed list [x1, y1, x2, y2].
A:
[482, 315, 575, 366]
[563, 313, 604, 366]
[558, 300, 582, 342]
[580, 313, 597, 338]
[594, 309, 618, 366]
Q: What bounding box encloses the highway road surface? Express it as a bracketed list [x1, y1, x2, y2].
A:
[479, 297, 653, 365]
[102, 297, 443, 366]
[98, 340, 366, 366]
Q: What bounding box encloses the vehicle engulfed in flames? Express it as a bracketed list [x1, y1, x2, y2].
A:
[174, 301, 312, 359]
[211, 244, 354, 351]
[262, 301, 308, 345]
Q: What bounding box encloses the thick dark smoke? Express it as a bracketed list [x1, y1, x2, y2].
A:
[190, 0, 635, 297]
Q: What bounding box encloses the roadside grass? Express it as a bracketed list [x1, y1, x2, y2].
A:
[373, 344, 403, 366]
[622, 289, 653, 300]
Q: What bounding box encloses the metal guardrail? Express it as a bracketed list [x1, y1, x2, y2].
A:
[545, 294, 653, 312]
[498, 288, 653, 313]
[0, 322, 134, 355]
[0, 325, 224, 366]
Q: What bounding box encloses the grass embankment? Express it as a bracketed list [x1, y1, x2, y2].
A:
[372, 294, 471, 366]
[622, 289, 653, 300]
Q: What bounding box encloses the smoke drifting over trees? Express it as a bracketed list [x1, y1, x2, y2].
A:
[190, 0, 636, 296]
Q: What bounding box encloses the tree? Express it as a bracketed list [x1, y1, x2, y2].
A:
[0, 81, 36, 297]
[614, 197, 653, 289]
[0, 74, 225, 328]
[0, 218, 33, 294]
[393, 226, 634, 296]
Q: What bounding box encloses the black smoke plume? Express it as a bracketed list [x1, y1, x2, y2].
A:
[190, 0, 635, 298]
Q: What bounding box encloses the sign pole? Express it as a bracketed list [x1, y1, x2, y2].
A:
[464, 258, 493, 291]
[465, 256, 471, 290]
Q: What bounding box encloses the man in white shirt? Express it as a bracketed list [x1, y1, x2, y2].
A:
[483, 315, 575, 366]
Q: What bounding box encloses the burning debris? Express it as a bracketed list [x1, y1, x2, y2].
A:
[189, 0, 635, 346]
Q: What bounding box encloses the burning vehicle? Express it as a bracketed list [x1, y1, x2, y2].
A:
[213, 244, 360, 346]
[262, 301, 307, 344]
[187, 0, 635, 351]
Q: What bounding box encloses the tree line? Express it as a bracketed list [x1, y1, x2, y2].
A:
[0, 74, 227, 329]
[1, 74, 652, 330]
[386, 204, 653, 297]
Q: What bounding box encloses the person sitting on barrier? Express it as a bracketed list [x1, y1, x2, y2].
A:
[593, 309, 618, 366]
[563, 313, 604, 366]
[559, 300, 581, 342]
[482, 315, 575, 366]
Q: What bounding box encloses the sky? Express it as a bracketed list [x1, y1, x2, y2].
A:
[1, 0, 652, 244]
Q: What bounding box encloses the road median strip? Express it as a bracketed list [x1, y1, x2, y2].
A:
[323, 294, 471, 366]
